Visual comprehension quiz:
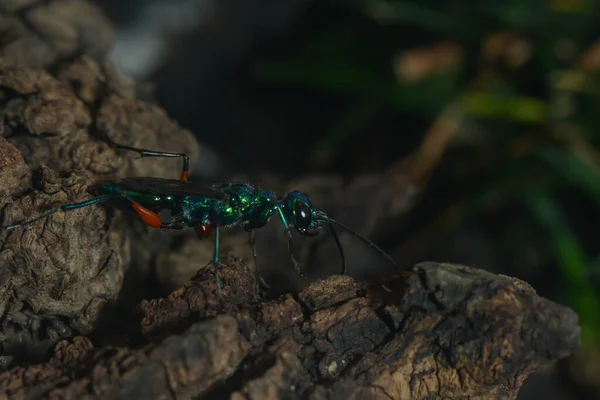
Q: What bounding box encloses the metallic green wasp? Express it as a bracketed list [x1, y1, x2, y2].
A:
[1, 140, 396, 304]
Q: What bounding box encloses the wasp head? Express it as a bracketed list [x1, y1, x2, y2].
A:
[280, 191, 321, 236]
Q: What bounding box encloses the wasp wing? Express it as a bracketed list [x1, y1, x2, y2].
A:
[117, 177, 229, 201]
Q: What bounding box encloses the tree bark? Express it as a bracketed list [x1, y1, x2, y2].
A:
[0, 256, 580, 399]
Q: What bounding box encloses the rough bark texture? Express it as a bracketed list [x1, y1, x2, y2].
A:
[0, 257, 580, 399]
[0, 1, 201, 364]
[0, 0, 114, 69]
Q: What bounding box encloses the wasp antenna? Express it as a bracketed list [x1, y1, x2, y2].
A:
[1, 195, 114, 232]
[328, 223, 346, 275]
[319, 215, 397, 271]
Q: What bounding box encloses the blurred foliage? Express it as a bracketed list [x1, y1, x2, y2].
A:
[250, 0, 600, 346]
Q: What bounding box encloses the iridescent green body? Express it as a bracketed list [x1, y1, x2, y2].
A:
[98, 178, 306, 232]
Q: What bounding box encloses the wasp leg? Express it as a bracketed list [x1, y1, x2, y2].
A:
[162, 219, 187, 230]
[118, 193, 164, 228]
[195, 223, 214, 239]
[213, 226, 223, 308]
[105, 137, 190, 181]
[0, 195, 114, 231]
[274, 206, 303, 276]
[329, 224, 346, 275]
[286, 232, 304, 276]
[130, 201, 163, 228]
[249, 230, 271, 289]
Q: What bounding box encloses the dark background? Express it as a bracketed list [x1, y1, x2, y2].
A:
[91, 0, 600, 398]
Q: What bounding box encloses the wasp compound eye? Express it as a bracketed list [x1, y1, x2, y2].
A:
[294, 201, 312, 231]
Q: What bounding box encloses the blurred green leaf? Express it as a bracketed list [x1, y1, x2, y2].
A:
[461, 92, 548, 123]
[524, 189, 600, 345]
[392, 68, 463, 112]
[550, 0, 593, 13]
[534, 145, 600, 204]
[362, 0, 463, 33]
[255, 59, 387, 93]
